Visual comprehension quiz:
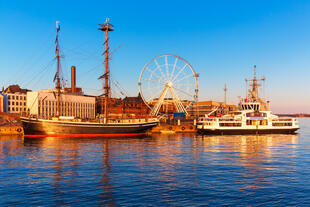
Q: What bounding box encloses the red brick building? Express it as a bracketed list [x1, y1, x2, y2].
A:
[96, 94, 150, 117]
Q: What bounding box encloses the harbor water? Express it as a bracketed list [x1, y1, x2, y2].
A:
[1, 119, 310, 206]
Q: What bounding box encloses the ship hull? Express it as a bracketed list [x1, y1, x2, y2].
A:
[21, 117, 158, 136]
[198, 127, 299, 135]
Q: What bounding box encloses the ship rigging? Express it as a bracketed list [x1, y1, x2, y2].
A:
[21, 20, 159, 136]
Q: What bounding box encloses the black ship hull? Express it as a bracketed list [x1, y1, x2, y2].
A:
[198, 128, 299, 135]
[21, 117, 158, 136]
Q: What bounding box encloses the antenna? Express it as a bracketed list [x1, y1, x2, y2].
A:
[244, 65, 266, 102]
[224, 84, 227, 106]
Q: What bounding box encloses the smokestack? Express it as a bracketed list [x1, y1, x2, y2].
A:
[71, 66, 76, 93]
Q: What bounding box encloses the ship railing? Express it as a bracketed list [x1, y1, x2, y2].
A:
[199, 118, 216, 122]
[218, 118, 237, 122]
[107, 117, 158, 124]
[272, 118, 293, 122]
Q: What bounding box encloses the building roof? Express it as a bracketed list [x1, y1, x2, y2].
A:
[123, 94, 143, 103]
[4, 85, 31, 94]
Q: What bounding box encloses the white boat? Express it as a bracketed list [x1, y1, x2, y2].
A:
[197, 66, 299, 135]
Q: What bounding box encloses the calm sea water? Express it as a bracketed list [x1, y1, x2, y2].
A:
[1, 119, 310, 206]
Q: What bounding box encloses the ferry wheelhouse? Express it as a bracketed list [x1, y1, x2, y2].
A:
[197, 66, 299, 135]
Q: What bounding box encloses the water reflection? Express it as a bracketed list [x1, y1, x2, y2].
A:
[0, 136, 24, 158]
[0, 131, 305, 205]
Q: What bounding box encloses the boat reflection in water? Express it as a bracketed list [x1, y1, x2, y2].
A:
[0, 135, 24, 165]
[0, 133, 301, 205]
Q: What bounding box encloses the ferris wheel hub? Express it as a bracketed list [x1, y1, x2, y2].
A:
[166, 81, 173, 88]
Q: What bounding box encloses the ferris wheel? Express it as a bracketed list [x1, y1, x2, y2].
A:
[139, 54, 199, 116]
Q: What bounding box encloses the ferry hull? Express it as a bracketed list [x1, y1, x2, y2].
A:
[21, 118, 158, 136]
[198, 128, 299, 135]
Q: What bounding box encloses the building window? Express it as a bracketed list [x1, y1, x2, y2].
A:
[16, 96, 19, 100]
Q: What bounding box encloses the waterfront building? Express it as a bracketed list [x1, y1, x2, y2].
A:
[188, 101, 238, 117]
[2, 85, 31, 115]
[0, 94, 4, 112]
[27, 89, 96, 119]
[96, 94, 150, 117]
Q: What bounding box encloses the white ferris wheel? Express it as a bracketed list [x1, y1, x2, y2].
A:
[139, 54, 199, 116]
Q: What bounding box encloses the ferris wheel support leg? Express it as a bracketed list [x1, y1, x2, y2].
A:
[169, 87, 187, 114]
[150, 86, 169, 116]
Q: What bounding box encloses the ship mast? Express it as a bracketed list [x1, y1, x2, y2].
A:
[99, 19, 113, 124]
[55, 21, 61, 117]
[245, 65, 265, 102]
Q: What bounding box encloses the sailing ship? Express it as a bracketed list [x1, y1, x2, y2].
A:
[21, 20, 159, 136]
[197, 66, 299, 135]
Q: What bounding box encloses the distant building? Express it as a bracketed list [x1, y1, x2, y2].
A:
[27, 89, 96, 119]
[95, 94, 150, 117]
[188, 101, 238, 117]
[0, 94, 4, 112]
[2, 85, 31, 115]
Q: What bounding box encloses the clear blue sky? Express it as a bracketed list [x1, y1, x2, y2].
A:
[1, 0, 310, 113]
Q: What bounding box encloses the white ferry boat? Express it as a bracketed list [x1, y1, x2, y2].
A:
[197, 66, 299, 135]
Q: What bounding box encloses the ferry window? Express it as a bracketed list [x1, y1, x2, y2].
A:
[272, 122, 292, 127]
[246, 120, 254, 125]
[219, 123, 241, 127]
[259, 120, 268, 125]
[246, 112, 266, 117]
